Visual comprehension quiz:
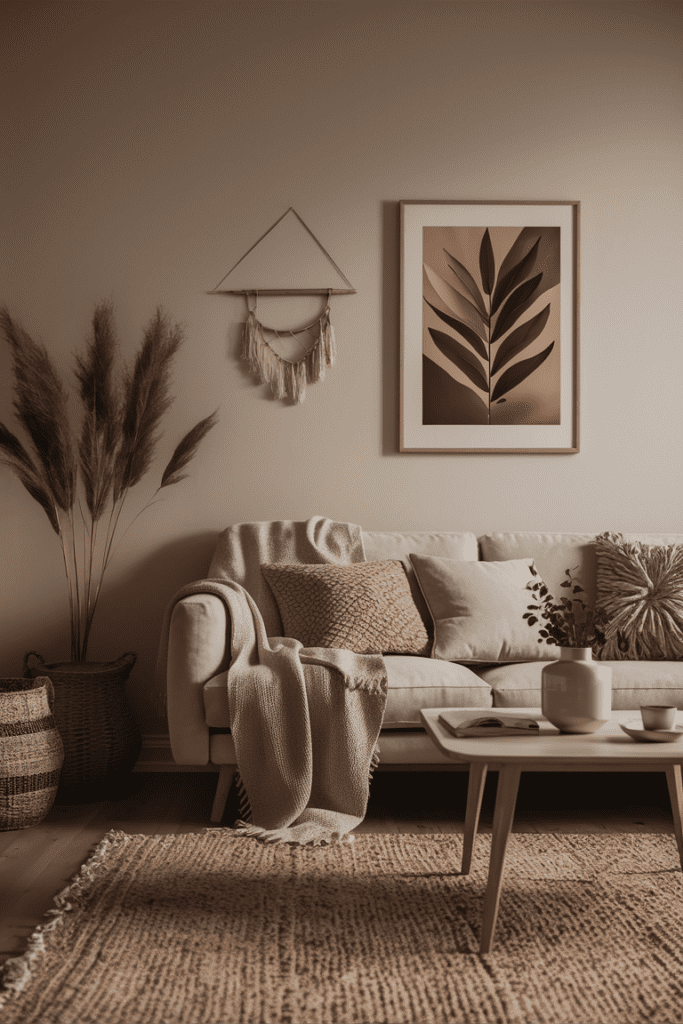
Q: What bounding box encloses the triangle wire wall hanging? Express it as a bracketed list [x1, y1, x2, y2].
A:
[210, 208, 356, 403]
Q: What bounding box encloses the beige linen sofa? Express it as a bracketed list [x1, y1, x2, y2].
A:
[165, 528, 683, 822]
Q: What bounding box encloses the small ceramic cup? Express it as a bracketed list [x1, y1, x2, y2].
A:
[640, 705, 677, 731]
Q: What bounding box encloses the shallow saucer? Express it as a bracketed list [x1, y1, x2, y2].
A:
[619, 722, 683, 743]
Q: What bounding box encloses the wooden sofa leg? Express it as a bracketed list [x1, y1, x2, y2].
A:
[210, 766, 236, 824]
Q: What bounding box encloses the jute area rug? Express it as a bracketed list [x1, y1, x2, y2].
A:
[1, 830, 682, 1024]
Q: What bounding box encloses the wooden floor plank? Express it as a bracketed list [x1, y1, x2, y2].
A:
[353, 819, 400, 834]
[0, 805, 106, 899]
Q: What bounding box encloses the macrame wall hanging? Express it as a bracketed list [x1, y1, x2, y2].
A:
[243, 293, 335, 405]
[210, 208, 356, 404]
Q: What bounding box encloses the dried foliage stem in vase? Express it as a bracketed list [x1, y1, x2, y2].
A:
[524, 565, 608, 650]
[0, 302, 218, 661]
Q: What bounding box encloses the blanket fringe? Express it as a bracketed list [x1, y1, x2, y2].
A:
[0, 830, 131, 1009]
[343, 674, 387, 696]
[369, 743, 381, 784]
[234, 771, 252, 823]
[231, 820, 354, 847]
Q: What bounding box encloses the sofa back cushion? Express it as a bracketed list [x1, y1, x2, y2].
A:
[480, 532, 683, 618]
[480, 532, 598, 607]
[362, 531, 479, 630]
[208, 517, 365, 637]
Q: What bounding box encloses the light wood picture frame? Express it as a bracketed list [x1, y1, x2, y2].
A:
[400, 200, 580, 453]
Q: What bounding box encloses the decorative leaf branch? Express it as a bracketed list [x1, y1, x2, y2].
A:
[490, 236, 540, 315]
[424, 300, 488, 360]
[443, 250, 487, 318]
[424, 228, 556, 421]
[428, 328, 488, 393]
[491, 305, 550, 377]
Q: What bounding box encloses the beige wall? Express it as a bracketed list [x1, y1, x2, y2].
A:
[1, 1, 681, 731]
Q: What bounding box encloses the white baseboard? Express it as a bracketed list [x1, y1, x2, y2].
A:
[134, 734, 219, 773]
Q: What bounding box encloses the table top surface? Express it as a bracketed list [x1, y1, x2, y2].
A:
[420, 708, 683, 765]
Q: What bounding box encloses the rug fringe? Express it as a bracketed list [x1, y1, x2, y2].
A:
[0, 829, 131, 1009]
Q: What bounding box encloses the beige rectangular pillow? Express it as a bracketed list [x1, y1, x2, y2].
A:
[409, 553, 548, 663]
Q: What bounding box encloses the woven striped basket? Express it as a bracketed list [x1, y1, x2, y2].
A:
[0, 677, 64, 830]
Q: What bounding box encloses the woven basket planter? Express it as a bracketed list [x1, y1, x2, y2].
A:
[0, 677, 64, 830]
[23, 652, 141, 797]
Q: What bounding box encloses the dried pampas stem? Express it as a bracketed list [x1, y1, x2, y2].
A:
[242, 297, 336, 404]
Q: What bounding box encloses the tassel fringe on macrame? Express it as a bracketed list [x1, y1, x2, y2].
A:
[242, 302, 336, 404]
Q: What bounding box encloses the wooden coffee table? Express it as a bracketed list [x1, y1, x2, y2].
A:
[420, 707, 683, 953]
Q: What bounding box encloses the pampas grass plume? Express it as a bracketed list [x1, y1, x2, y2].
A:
[0, 303, 217, 660]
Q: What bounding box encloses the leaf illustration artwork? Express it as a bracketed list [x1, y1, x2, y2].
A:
[422, 225, 561, 425]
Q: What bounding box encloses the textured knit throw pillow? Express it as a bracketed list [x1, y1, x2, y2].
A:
[595, 531, 683, 660]
[261, 560, 431, 655]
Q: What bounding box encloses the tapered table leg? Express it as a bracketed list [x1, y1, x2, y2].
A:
[479, 765, 521, 954]
[665, 764, 683, 871]
[461, 762, 488, 874]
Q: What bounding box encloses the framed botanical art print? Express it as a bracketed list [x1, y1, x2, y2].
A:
[400, 200, 579, 453]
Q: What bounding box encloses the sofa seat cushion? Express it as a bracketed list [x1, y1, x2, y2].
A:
[202, 655, 492, 729]
[479, 660, 683, 711]
[203, 672, 230, 727]
[381, 656, 492, 727]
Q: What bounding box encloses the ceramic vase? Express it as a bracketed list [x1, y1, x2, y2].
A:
[541, 647, 612, 734]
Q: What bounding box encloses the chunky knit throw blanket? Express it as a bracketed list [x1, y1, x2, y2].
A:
[160, 517, 388, 845]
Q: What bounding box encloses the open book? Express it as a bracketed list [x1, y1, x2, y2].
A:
[438, 710, 542, 738]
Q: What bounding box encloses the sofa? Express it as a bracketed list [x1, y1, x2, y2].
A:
[164, 527, 683, 822]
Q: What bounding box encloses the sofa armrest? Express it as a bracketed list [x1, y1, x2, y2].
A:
[166, 593, 230, 764]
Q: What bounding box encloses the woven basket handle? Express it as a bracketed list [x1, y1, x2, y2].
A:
[23, 651, 45, 677]
[34, 676, 56, 709]
[115, 652, 137, 670]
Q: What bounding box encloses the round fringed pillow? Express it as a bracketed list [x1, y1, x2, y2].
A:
[595, 532, 683, 660]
